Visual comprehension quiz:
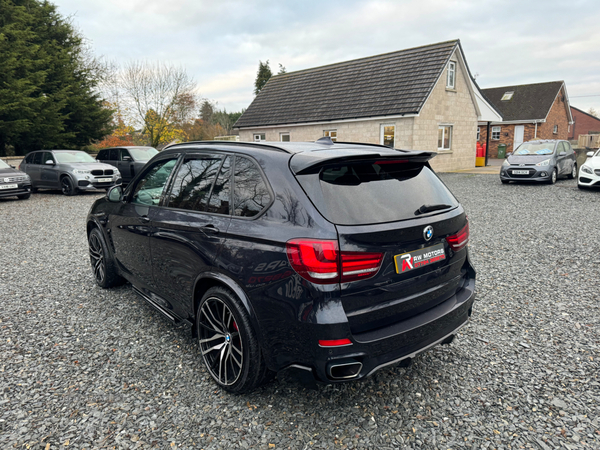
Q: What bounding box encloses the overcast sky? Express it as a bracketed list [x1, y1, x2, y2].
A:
[53, 0, 600, 114]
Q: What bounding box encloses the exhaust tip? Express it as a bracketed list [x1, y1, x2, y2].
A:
[328, 361, 363, 380]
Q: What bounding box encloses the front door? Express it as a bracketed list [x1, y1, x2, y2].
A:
[110, 157, 179, 290]
[514, 125, 525, 151]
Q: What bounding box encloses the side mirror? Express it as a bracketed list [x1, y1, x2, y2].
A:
[123, 155, 132, 161]
[45, 160, 55, 165]
[587, 151, 594, 157]
[506, 152, 512, 157]
[107, 185, 123, 202]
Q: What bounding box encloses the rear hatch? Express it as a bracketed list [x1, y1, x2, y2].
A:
[293, 153, 470, 340]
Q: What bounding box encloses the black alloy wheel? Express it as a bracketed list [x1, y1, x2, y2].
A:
[196, 287, 270, 393]
[88, 228, 123, 288]
[61, 176, 77, 196]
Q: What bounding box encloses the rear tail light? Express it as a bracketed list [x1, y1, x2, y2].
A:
[286, 239, 383, 285]
[446, 220, 469, 251]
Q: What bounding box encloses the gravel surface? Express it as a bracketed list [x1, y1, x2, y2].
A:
[0, 176, 598, 450]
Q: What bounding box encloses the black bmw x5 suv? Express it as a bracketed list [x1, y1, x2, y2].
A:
[87, 139, 476, 393]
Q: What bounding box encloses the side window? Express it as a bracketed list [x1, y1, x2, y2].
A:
[233, 156, 271, 217]
[206, 157, 231, 215]
[167, 156, 222, 211]
[120, 149, 132, 161]
[131, 158, 178, 206]
[32, 152, 43, 165]
[557, 142, 566, 154]
[25, 153, 34, 164]
[97, 150, 107, 160]
[108, 149, 118, 160]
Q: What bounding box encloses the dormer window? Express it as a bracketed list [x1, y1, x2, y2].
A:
[501, 91, 514, 101]
[446, 61, 456, 89]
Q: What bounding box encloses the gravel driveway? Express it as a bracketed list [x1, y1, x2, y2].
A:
[1, 175, 598, 450]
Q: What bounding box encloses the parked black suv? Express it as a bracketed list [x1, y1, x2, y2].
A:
[96, 146, 158, 185]
[86, 139, 476, 393]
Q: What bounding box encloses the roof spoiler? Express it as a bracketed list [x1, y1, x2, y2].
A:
[290, 149, 437, 174]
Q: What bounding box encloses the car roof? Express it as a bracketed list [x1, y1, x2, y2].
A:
[162, 139, 436, 174]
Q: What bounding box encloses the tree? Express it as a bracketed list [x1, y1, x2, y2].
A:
[587, 107, 599, 118]
[0, 0, 113, 156]
[277, 63, 287, 75]
[254, 60, 273, 95]
[119, 61, 197, 148]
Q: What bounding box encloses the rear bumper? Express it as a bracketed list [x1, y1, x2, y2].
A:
[277, 275, 476, 384]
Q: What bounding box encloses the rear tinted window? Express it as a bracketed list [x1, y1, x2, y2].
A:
[233, 156, 271, 217]
[297, 161, 458, 225]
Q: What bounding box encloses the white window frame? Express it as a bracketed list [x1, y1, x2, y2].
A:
[280, 132, 290, 142]
[491, 126, 501, 140]
[323, 129, 337, 142]
[438, 125, 452, 150]
[553, 125, 558, 134]
[380, 124, 395, 147]
[253, 133, 265, 142]
[446, 61, 456, 89]
[477, 127, 480, 141]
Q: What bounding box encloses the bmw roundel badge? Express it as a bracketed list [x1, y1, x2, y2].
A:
[423, 226, 434, 242]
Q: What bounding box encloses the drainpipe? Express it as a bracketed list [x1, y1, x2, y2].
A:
[534, 122, 538, 139]
[485, 122, 491, 166]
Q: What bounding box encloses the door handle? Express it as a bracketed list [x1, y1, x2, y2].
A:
[199, 225, 219, 234]
[139, 216, 150, 224]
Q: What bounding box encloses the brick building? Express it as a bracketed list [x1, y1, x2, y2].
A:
[478, 81, 573, 158]
[234, 40, 501, 172]
[568, 106, 600, 140]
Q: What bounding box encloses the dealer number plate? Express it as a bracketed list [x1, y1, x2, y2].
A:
[0, 184, 18, 190]
[394, 243, 446, 274]
[98, 178, 112, 183]
[512, 170, 529, 175]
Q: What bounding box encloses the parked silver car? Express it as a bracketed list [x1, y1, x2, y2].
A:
[96, 146, 158, 185]
[20, 150, 122, 196]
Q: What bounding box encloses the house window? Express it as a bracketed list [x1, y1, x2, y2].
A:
[253, 133, 265, 142]
[323, 130, 337, 142]
[438, 125, 452, 150]
[380, 124, 395, 147]
[553, 125, 558, 134]
[477, 127, 480, 141]
[280, 132, 290, 142]
[446, 61, 456, 89]
[501, 91, 514, 101]
[491, 126, 501, 140]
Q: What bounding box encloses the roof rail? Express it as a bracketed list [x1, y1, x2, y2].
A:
[163, 140, 292, 154]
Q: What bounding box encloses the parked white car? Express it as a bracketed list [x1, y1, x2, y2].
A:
[578, 149, 600, 189]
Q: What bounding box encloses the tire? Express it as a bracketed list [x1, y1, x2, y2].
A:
[17, 193, 31, 200]
[549, 168, 557, 184]
[501, 179, 509, 184]
[31, 186, 38, 193]
[61, 176, 77, 196]
[88, 227, 123, 288]
[568, 163, 577, 179]
[196, 286, 270, 393]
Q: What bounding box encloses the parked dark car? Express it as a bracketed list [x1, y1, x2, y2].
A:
[96, 146, 158, 185]
[20, 150, 122, 196]
[0, 158, 32, 200]
[86, 139, 476, 393]
[500, 139, 577, 184]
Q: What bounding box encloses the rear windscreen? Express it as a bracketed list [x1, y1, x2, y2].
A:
[296, 161, 459, 225]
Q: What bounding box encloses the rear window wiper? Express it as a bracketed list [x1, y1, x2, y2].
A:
[414, 204, 454, 215]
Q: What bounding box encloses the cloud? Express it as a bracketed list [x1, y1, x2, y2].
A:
[54, 0, 600, 112]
